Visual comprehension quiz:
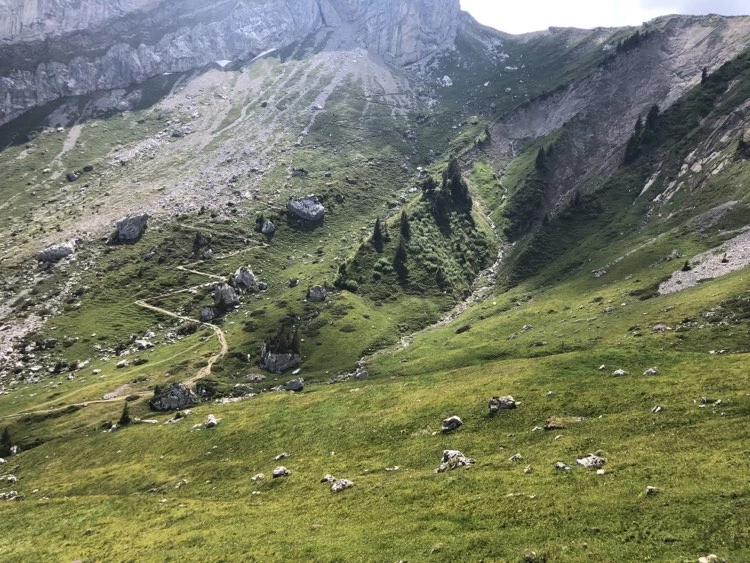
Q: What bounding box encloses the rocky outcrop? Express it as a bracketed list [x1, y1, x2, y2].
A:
[287, 196, 325, 223]
[260, 344, 301, 374]
[213, 283, 239, 309]
[36, 242, 75, 263]
[234, 267, 257, 291]
[115, 214, 149, 243]
[149, 382, 197, 411]
[0, 0, 460, 125]
[307, 285, 326, 302]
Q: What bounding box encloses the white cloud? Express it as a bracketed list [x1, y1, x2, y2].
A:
[460, 0, 748, 34]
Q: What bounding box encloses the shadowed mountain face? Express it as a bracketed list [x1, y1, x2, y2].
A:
[0, 0, 460, 124]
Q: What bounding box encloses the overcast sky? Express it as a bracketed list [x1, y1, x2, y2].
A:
[460, 0, 749, 34]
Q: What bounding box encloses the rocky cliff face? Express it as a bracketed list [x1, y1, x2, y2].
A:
[0, 0, 459, 125]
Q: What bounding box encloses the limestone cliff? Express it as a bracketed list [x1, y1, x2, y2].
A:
[0, 0, 460, 125]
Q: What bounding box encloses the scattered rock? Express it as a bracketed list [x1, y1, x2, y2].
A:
[596, 469, 606, 476]
[441, 416, 463, 433]
[115, 214, 149, 243]
[175, 479, 188, 489]
[488, 395, 516, 413]
[331, 479, 354, 492]
[307, 285, 327, 302]
[272, 466, 290, 478]
[116, 360, 129, 369]
[204, 414, 220, 428]
[611, 369, 629, 377]
[213, 283, 240, 309]
[284, 378, 304, 392]
[576, 453, 607, 469]
[651, 405, 663, 414]
[200, 306, 217, 322]
[37, 242, 75, 263]
[546, 391, 555, 398]
[287, 195, 325, 223]
[509, 453, 524, 462]
[554, 462, 571, 472]
[149, 383, 197, 412]
[652, 324, 672, 332]
[698, 555, 723, 563]
[260, 219, 276, 235]
[135, 339, 154, 350]
[645, 485, 661, 496]
[524, 465, 533, 474]
[643, 367, 659, 376]
[436, 450, 475, 473]
[274, 453, 290, 461]
[0, 491, 21, 501]
[288, 278, 299, 288]
[251, 473, 264, 482]
[320, 474, 336, 484]
[234, 267, 257, 290]
[260, 345, 301, 374]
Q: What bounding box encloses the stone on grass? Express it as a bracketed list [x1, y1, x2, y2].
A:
[272, 466, 290, 478]
[274, 452, 290, 461]
[37, 242, 75, 263]
[149, 383, 197, 412]
[698, 555, 722, 563]
[643, 367, 659, 376]
[331, 479, 354, 492]
[285, 378, 304, 392]
[287, 195, 325, 223]
[307, 285, 327, 302]
[116, 360, 129, 369]
[441, 416, 463, 433]
[200, 306, 217, 322]
[213, 283, 240, 309]
[260, 219, 276, 235]
[436, 450, 475, 473]
[645, 485, 661, 496]
[116, 214, 149, 242]
[554, 462, 571, 472]
[260, 345, 301, 374]
[652, 405, 663, 414]
[576, 453, 606, 469]
[611, 369, 629, 376]
[524, 465, 533, 474]
[320, 474, 336, 484]
[204, 414, 220, 428]
[234, 267, 257, 290]
[488, 395, 516, 413]
[251, 473, 264, 482]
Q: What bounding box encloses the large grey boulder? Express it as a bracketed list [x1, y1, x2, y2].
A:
[116, 214, 149, 242]
[234, 267, 257, 290]
[287, 195, 325, 223]
[261, 219, 276, 235]
[37, 242, 75, 263]
[441, 416, 462, 432]
[436, 449, 475, 473]
[488, 395, 516, 413]
[260, 344, 301, 374]
[200, 306, 217, 322]
[213, 283, 240, 309]
[285, 377, 304, 392]
[149, 383, 197, 412]
[307, 285, 327, 302]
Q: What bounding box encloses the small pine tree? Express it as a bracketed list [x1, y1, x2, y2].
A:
[534, 147, 547, 173]
[634, 115, 643, 137]
[701, 66, 708, 84]
[681, 260, 692, 272]
[737, 136, 749, 159]
[400, 210, 411, 240]
[393, 236, 408, 280]
[119, 403, 131, 426]
[291, 328, 301, 354]
[645, 104, 660, 130]
[1, 427, 11, 455]
[372, 217, 384, 252]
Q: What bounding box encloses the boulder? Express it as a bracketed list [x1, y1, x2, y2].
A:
[645, 485, 661, 496]
[213, 283, 240, 309]
[149, 383, 197, 412]
[488, 395, 516, 413]
[116, 214, 149, 242]
[611, 369, 629, 377]
[285, 378, 304, 392]
[576, 453, 606, 469]
[204, 414, 220, 428]
[307, 285, 327, 302]
[261, 219, 276, 235]
[234, 267, 257, 290]
[37, 242, 75, 263]
[200, 306, 217, 322]
[436, 449, 475, 473]
[272, 466, 290, 478]
[260, 345, 301, 374]
[115, 360, 129, 369]
[134, 339, 154, 350]
[320, 474, 337, 484]
[441, 416, 462, 433]
[643, 367, 659, 376]
[554, 462, 572, 472]
[286, 195, 325, 223]
[331, 479, 354, 492]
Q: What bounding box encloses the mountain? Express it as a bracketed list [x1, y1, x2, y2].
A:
[0, 2, 748, 560]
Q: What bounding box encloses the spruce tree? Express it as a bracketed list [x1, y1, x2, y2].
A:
[1, 427, 11, 456]
[372, 217, 384, 252]
[393, 236, 408, 280]
[701, 66, 708, 83]
[400, 210, 410, 240]
[119, 403, 131, 426]
[534, 147, 548, 173]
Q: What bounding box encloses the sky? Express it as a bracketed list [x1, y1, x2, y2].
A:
[460, 0, 749, 34]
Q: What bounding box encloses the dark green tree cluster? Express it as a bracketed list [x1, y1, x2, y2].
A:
[737, 136, 749, 159]
[616, 30, 653, 54]
[372, 217, 384, 252]
[266, 324, 301, 354]
[624, 104, 660, 163]
[421, 157, 473, 222]
[118, 403, 132, 426]
[503, 146, 553, 241]
[1, 427, 12, 456]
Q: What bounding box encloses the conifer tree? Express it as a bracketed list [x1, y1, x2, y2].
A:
[372, 217, 384, 252]
[399, 210, 411, 240]
[119, 403, 132, 426]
